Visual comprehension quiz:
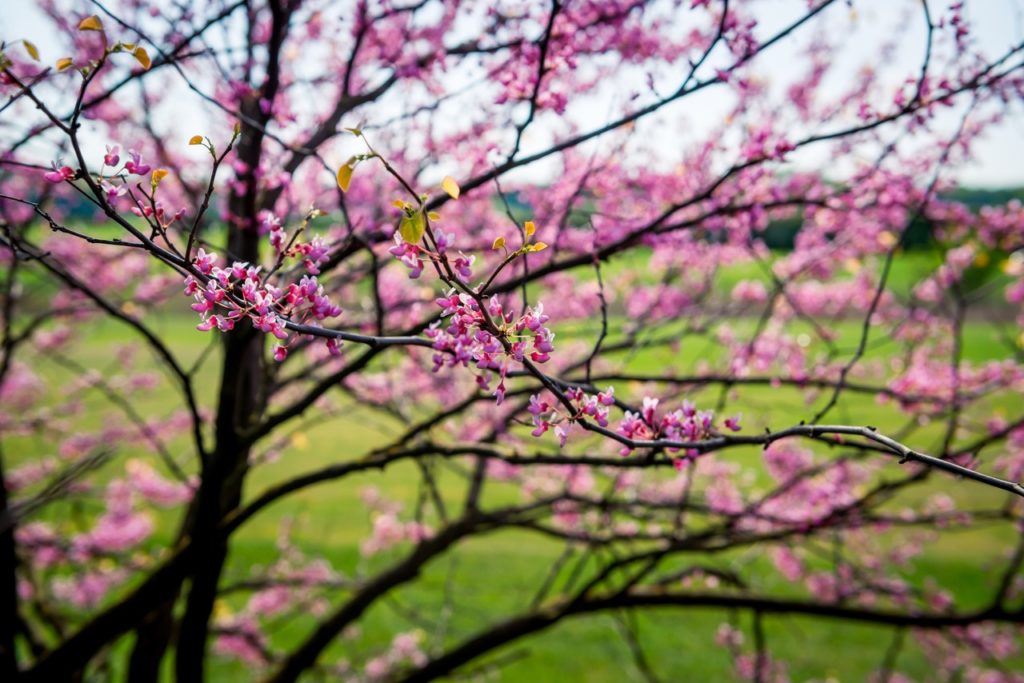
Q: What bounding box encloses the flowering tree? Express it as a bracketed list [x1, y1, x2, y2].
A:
[2, 0, 1024, 680]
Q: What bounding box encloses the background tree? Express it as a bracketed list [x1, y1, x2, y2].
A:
[2, 0, 1024, 680]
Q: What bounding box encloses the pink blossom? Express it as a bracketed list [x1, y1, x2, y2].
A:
[44, 165, 74, 183]
[124, 149, 151, 175]
[388, 233, 424, 278]
[103, 145, 120, 166]
[125, 459, 193, 506]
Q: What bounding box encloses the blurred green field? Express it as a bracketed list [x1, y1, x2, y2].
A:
[10, 250, 1024, 681]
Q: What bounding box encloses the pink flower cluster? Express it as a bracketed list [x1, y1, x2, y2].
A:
[386, 227, 475, 281]
[388, 233, 426, 278]
[427, 294, 555, 403]
[364, 631, 428, 681]
[528, 387, 615, 447]
[184, 249, 343, 360]
[360, 512, 434, 557]
[15, 461, 187, 602]
[75, 480, 154, 554]
[616, 399, 724, 456]
[124, 459, 194, 506]
[260, 211, 333, 275]
[213, 614, 266, 664]
[51, 567, 129, 609]
[295, 235, 330, 274]
[213, 539, 342, 665]
[130, 200, 186, 225]
[45, 146, 155, 187]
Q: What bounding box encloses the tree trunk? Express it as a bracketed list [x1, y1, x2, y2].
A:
[0, 455, 20, 678]
[174, 92, 266, 682]
[132, 4, 290, 677]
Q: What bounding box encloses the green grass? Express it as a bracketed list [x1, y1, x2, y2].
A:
[8, 251, 1023, 682]
[593, 246, 1016, 307]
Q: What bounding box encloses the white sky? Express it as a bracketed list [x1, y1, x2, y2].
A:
[4, 0, 1024, 187]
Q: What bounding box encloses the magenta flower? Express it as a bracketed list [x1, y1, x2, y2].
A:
[389, 233, 424, 278]
[452, 254, 474, 281]
[103, 145, 120, 167]
[100, 180, 126, 203]
[44, 165, 74, 183]
[196, 315, 234, 332]
[124, 149, 151, 175]
[434, 231, 456, 254]
[296, 236, 330, 274]
[193, 248, 218, 275]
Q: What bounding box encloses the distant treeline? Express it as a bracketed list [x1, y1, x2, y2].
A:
[497, 187, 1024, 251]
[55, 186, 1024, 252]
[759, 187, 1024, 250]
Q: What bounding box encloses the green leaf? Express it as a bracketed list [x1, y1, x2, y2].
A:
[399, 211, 426, 244]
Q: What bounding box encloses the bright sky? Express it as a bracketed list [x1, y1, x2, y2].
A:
[4, 0, 1024, 187]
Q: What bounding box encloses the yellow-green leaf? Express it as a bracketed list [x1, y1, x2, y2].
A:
[527, 242, 548, 252]
[344, 127, 362, 136]
[23, 40, 40, 61]
[188, 135, 204, 146]
[524, 220, 536, 237]
[336, 157, 356, 192]
[399, 211, 426, 245]
[56, 57, 74, 71]
[441, 176, 460, 200]
[492, 236, 506, 250]
[78, 15, 103, 31]
[133, 46, 151, 70]
[427, 211, 440, 221]
[151, 168, 170, 189]
[392, 199, 407, 209]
